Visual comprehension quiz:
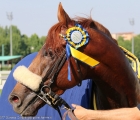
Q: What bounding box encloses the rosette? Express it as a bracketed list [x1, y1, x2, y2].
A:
[64, 23, 89, 49]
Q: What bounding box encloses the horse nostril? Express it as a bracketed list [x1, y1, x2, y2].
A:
[9, 94, 20, 105]
[12, 96, 19, 103]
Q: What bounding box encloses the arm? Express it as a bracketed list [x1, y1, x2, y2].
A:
[72, 104, 140, 120]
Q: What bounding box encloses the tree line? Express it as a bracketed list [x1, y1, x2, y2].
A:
[0, 25, 140, 65]
[117, 35, 140, 60]
[0, 25, 46, 64]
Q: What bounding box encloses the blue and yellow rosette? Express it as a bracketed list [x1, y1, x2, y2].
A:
[64, 23, 89, 49]
[60, 23, 99, 81]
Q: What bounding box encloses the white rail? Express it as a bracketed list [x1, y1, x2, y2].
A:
[0, 71, 11, 89]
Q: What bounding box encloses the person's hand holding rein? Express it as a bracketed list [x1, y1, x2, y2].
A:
[72, 104, 140, 120]
[72, 104, 91, 120]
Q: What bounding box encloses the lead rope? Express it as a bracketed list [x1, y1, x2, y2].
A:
[62, 109, 78, 120]
[56, 106, 63, 119]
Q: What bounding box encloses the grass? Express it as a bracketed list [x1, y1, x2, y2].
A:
[1, 65, 13, 70]
[0, 89, 2, 95]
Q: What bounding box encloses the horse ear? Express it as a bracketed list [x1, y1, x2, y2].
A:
[57, 2, 71, 25]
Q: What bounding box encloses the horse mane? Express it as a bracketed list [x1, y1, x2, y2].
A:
[73, 17, 113, 38]
[74, 17, 118, 44]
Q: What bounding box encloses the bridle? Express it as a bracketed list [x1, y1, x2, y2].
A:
[35, 48, 82, 119]
[21, 22, 97, 119]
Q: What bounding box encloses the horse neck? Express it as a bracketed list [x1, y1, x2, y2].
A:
[84, 28, 140, 108]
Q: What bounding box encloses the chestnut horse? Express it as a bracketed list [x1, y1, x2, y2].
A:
[9, 3, 140, 117]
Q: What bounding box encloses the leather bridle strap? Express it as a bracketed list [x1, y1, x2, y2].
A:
[41, 50, 66, 84]
[36, 50, 73, 119]
[75, 59, 82, 86]
[37, 49, 81, 120]
[37, 88, 71, 119]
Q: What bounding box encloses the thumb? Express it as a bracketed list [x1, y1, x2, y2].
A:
[72, 104, 78, 108]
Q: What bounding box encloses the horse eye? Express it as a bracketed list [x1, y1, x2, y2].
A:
[48, 51, 54, 58]
[43, 48, 55, 59]
[43, 50, 48, 56]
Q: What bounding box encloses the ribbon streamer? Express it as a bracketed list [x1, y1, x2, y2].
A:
[65, 44, 99, 81]
[70, 46, 99, 67]
[66, 44, 71, 81]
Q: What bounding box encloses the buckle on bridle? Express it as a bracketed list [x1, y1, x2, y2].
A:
[37, 85, 71, 109]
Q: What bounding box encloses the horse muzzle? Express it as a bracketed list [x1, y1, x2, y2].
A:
[8, 91, 44, 116]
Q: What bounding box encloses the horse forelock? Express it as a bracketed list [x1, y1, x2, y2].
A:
[45, 22, 66, 55]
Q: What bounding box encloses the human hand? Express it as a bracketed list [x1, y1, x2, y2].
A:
[72, 104, 89, 120]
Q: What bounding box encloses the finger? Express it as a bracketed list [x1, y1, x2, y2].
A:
[71, 104, 77, 116]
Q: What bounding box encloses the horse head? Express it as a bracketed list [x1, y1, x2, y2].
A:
[9, 3, 140, 116]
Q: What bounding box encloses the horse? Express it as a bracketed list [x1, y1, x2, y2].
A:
[8, 2, 140, 118]
[0, 52, 92, 120]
